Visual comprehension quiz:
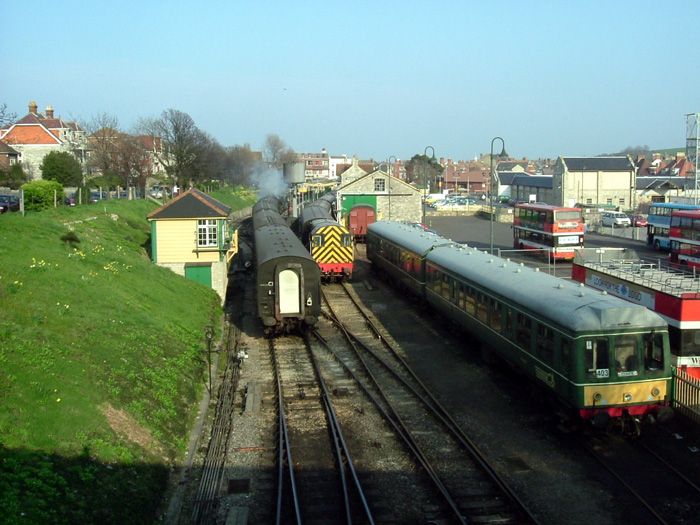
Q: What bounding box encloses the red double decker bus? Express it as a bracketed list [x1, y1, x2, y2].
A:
[670, 209, 700, 269]
[513, 203, 584, 260]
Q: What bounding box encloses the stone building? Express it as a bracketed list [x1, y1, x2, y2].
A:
[0, 101, 88, 179]
[337, 163, 422, 226]
[552, 156, 636, 209]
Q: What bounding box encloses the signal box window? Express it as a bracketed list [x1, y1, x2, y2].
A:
[585, 338, 610, 378]
[374, 178, 386, 192]
[197, 219, 218, 247]
[644, 333, 664, 370]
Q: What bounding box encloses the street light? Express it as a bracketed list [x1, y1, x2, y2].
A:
[423, 146, 435, 226]
[388, 155, 397, 220]
[489, 137, 508, 254]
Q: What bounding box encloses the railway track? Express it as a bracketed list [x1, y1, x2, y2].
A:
[581, 433, 700, 524]
[317, 282, 537, 524]
[271, 333, 373, 523]
[191, 321, 241, 524]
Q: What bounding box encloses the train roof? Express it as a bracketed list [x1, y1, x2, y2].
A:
[253, 208, 287, 230]
[254, 224, 315, 264]
[299, 204, 333, 224]
[368, 221, 667, 333]
[253, 195, 282, 214]
[368, 221, 455, 255]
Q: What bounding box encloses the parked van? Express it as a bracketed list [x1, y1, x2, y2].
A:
[601, 210, 631, 227]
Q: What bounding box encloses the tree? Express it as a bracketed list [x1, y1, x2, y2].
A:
[263, 134, 295, 169]
[113, 134, 152, 194]
[138, 109, 208, 190]
[0, 103, 16, 128]
[405, 154, 444, 193]
[21, 179, 64, 211]
[40, 151, 83, 186]
[0, 163, 29, 189]
[225, 144, 259, 185]
[84, 113, 120, 177]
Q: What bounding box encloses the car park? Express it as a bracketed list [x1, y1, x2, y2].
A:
[601, 210, 631, 227]
[0, 194, 20, 213]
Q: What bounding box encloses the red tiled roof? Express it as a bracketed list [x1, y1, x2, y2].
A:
[2, 124, 62, 145]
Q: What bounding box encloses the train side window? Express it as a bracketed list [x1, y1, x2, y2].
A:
[476, 293, 488, 323]
[441, 274, 451, 299]
[490, 300, 502, 332]
[614, 335, 638, 375]
[516, 313, 531, 349]
[560, 338, 572, 374]
[504, 308, 512, 335]
[585, 338, 610, 377]
[311, 235, 323, 247]
[536, 324, 554, 363]
[458, 284, 466, 310]
[465, 287, 476, 316]
[644, 333, 664, 370]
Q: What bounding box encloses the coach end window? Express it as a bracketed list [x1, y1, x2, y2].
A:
[585, 338, 610, 378]
[311, 235, 323, 247]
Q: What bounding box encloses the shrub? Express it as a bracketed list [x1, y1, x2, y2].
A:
[40, 151, 83, 187]
[21, 179, 64, 211]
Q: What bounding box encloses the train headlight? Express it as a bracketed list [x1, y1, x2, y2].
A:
[651, 387, 660, 397]
[593, 392, 602, 402]
[623, 392, 633, 402]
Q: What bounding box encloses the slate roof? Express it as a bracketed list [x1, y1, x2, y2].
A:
[636, 176, 696, 191]
[147, 188, 232, 220]
[0, 140, 19, 154]
[495, 171, 522, 185]
[512, 175, 553, 189]
[496, 161, 526, 171]
[562, 156, 633, 171]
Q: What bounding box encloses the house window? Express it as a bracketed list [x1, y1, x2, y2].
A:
[619, 198, 625, 206]
[586, 198, 592, 205]
[374, 178, 386, 192]
[197, 219, 218, 247]
[606, 198, 613, 205]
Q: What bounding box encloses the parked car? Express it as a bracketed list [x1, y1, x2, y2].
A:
[0, 194, 20, 213]
[601, 210, 631, 227]
[630, 214, 648, 227]
[64, 192, 77, 206]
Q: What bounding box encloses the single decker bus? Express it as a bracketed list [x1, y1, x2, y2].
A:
[647, 202, 700, 251]
[513, 203, 584, 260]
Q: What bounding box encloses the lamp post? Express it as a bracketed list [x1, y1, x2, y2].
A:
[388, 155, 397, 220]
[423, 146, 435, 226]
[489, 137, 508, 254]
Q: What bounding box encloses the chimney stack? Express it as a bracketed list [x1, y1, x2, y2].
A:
[45, 105, 54, 119]
[28, 101, 38, 114]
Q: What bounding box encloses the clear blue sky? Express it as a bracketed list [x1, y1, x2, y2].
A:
[4, 1, 698, 162]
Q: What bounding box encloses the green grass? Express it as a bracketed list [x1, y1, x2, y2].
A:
[209, 185, 257, 210]
[0, 189, 253, 523]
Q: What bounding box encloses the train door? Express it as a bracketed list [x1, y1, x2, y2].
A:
[348, 205, 376, 240]
[277, 266, 302, 316]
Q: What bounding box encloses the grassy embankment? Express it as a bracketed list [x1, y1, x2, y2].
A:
[0, 189, 253, 524]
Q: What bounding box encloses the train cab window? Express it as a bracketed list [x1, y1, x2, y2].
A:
[516, 313, 531, 349]
[644, 332, 665, 370]
[341, 234, 353, 247]
[585, 338, 610, 378]
[311, 235, 323, 247]
[614, 335, 638, 376]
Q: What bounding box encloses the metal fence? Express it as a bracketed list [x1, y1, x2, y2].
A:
[673, 368, 700, 425]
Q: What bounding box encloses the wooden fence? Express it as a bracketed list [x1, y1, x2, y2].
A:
[673, 368, 700, 425]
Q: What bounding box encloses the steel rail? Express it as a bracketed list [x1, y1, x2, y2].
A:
[303, 331, 376, 525]
[579, 437, 668, 525]
[337, 282, 538, 522]
[317, 292, 469, 524]
[271, 339, 302, 525]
